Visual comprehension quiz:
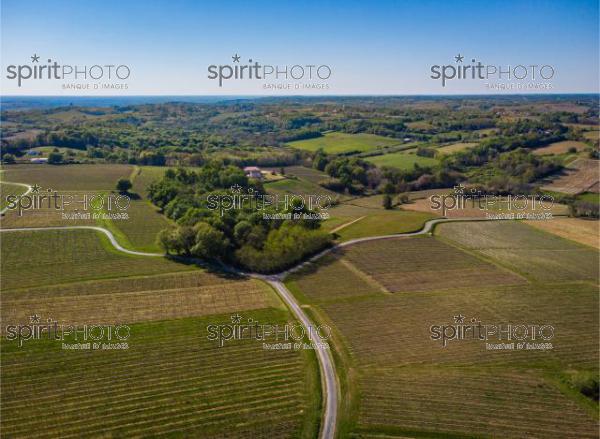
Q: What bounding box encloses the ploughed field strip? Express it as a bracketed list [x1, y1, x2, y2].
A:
[2, 272, 279, 328]
[1, 311, 316, 439]
[437, 221, 600, 282]
[0, 229, 194, 290]
[287, 220, 599, 438]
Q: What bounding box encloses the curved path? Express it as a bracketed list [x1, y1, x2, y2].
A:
[0, 181, 32, 215]
[1, 185, 497, 439]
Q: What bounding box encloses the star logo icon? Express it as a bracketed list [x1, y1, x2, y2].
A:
[30, 184, 41, 193]
[453, 314, 465, 324]
[230, 184, 242, 194]
[232, 54, 241, 63]
[31, 54, 40, 63]
[29, 314, 41, 323]
[230, 314, 242, 324]
[454, 53, 464, 63]
[453, 184, 465, 195]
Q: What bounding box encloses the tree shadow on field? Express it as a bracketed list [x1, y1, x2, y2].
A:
[165, 254, 246, 280]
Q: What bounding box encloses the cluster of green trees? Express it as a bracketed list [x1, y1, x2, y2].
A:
[313, 150, 380, 194]
[148, 164, 332, 273]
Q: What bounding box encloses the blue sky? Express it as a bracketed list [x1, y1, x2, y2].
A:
[1, 0, 598, 95]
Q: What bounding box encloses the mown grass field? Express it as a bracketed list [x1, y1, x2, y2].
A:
[533, 140, 589, 155]
[286, 220, 599, 438]
[103, 166, 172, 252]
[287, 132, 401, 154]
[0, 181, 28, 210]
[323, 196, 436, 240]
[1, 310, 321, 439]
[0, 229, 194, 290]
[436, 141, 479, 155]
[364, 151, 438, 170]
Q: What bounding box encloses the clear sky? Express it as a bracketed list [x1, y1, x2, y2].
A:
[1, 0, 598, 95]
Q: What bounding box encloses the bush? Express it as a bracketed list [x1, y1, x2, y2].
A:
[2, 153, 16, 164]
[116, 178, 132, 193]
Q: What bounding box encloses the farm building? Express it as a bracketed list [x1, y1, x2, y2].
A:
[30, 157, 48, 164]
[244, 166, 263, 179]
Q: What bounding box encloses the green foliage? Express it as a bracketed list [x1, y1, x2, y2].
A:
[382, 194, 393, 210]
[2, 153, 15, 164]
[47, 151, 63, 164]
[116, 178, 132, 193]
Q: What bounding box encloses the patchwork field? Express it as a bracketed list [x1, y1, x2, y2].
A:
[287, 132, 401, 154]
[323, 196, 436, 240]
[0, 229, 193, 290]
[533, 140, 589, 155]
[364, 151, 438, 170]
[402, 194, 570, 218]
[525, 217, 599, 249]
[436, 141, 479, 155]
[542, 158, 600, 194]
[437, 221, 599, 282]
[286, 219, 599, 438]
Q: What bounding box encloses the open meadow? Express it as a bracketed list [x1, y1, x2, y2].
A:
[287, 132, 402, 154]
[364, 150, 438, 170]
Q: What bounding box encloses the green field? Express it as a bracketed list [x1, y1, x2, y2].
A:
[286, 220, 599, 438]
[437, 221, 599, 282]
[0, 182, 28, 210]
[1, 310, 321, 438]
[1, 164, 133, 190]
[287, 132, 401, 154]
[436, 141, 479, 155]
[0, 229, 194, 290]
[1, 227, 322, 438]
[323, 196, 436, 241]
[103, 166, 172, 252]
[364, 151, 439, 170]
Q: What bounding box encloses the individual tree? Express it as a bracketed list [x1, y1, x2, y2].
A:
[47, 152, 63, 164]
[116, 178, 132, 193]
[383, 194, 393, 210]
